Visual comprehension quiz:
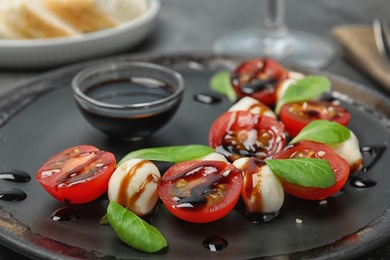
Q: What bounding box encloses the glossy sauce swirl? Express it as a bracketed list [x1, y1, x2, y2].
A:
[241, 159, 267, 213]
[213, 111, 285, 162]
[118, 161, 158, 208]
[160, 160, 240, 211]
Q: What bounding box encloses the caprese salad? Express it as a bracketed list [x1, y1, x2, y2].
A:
[35, 58, 365, 254]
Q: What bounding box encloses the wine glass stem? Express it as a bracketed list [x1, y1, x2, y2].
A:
[261, 0, 290, 56]
[264, 0, 285, 31]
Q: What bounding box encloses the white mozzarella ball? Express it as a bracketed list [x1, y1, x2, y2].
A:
[228, 96, 276, 118]
[200, 152, 228, 162]
[108, 159, 160, 217]
[329, 130, 363, 173]
[233, 157, 284, 214]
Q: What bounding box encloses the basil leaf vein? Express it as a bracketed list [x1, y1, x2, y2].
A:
[266, 158, 335, 188]
[290, 120, 351, 144]
[275, 75, 331, 114]
[118, 144, 214, 166]
[107, 201, 167, 253]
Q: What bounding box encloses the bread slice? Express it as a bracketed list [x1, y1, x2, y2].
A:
[43, 0, 116, 33]
[0, 0, 79, 39]
[94, 0, 148, 24]
[0, 16, 27, 39]
[44, 0, 148, 33]
[0, 0, 149, 39]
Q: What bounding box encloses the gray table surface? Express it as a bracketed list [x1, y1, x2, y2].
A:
[1, 0, 390, 259]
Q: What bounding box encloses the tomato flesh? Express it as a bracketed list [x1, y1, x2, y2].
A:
[272, 140, 350, 200]
[209, 111, 286, 162]
[231, 58, 289, 106]
[280, 100, 351, 137]
[158, 160, 242, 223]
[36, 145, 116, 204]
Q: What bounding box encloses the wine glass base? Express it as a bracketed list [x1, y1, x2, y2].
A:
[213, 28, 336, 69]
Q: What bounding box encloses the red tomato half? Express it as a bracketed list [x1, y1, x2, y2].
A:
[209, 111, 286, 162]
[280, 100, 351, 137]
[272, 140, 350, 200]
[158, 160, 242, 223]
[36, 145, 116, 204]
[231, 58, 289, 106]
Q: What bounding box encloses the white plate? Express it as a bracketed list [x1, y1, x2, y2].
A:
[0, 0, 160, 69]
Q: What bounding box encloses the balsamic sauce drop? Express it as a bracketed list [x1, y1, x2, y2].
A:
[246, 212, 280, 224]
[51, 207, 81, 221]
[79, 77, 180, 140]
[202, 236, 228, 252]
[193, 93, 222, 105]
[0, 188, 27, 201]
[361, 144, 387, 171]
[240, 78, 276, 94]
[350, 177, 377, 189]
[344, 144, 386, 190]
[0, 169, 31, 182]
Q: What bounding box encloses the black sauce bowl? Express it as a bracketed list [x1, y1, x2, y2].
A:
[71, 61, 185, 140]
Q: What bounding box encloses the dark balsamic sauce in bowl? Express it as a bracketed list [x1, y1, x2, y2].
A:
[72, 62, 184, 141]
[79, 77, 181, 140]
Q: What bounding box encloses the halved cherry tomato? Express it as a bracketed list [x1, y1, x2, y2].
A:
[231, 58, 289, 106]
[209, 111, 286, 162]
[272, 140, 350, 200]
[280, 100, 350, 137]
[36, 145, 116, 204]
[158, 160, 242, 223]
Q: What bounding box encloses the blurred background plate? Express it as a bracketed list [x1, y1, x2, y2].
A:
[0, 0, 160, 69]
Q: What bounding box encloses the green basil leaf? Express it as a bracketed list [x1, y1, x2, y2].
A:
[210, 71, 237, 102]
[275, 75, 331, 114]
[107, 201, 167, 253]
[266, 158, 335, 188]
[290, 120, 351, 144]
[118, 144, 214, 166]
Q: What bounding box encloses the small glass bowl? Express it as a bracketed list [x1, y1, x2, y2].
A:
[72, 61, 185, 141]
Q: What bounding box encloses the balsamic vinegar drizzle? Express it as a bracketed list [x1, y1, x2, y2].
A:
[0, 170, 30, 202]
[361, 144, 387, 172]
[0, 188, 27, 202]
[345, 144, 387, 189]
[202, 236, 228, 252]
[350, 177, 377, 189]
[51, 207, 81, 221]
[346, 144, 386, 189]
[240, 78, 276, 94]
[193, 93, 222, 105]
[246, 212, 280, 224]
[0, 169, 31, 182]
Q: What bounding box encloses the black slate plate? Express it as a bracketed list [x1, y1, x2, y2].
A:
[0, 53, 390, 260]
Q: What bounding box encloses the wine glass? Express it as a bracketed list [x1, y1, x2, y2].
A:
[213, 0, 335, 68]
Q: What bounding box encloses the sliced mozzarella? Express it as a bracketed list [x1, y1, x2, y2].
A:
[108, 159, 160, 217]
[228, 96, 276, 118]
[200, 152, 228, 162]
[233, 157, 284, 214]
[329, 130, 363, 173]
